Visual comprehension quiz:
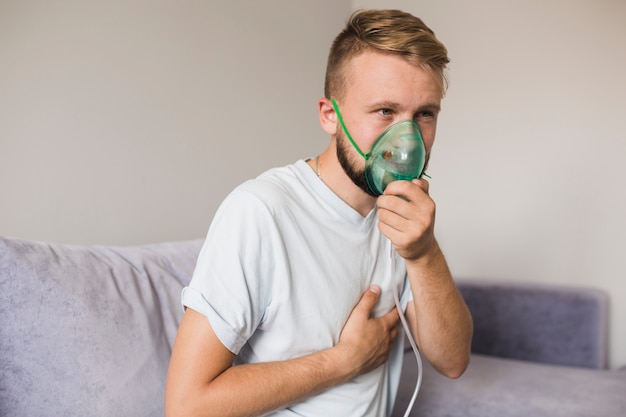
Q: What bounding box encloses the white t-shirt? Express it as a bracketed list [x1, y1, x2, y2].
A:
[182, 159, 412, 416]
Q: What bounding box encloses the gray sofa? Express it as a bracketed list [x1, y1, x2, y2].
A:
[1, 236, 624, 416]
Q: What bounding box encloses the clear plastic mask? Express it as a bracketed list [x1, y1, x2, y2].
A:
[331, 99, 426, 196]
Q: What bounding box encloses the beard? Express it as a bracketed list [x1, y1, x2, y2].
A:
[336, 126, 432, 198]
[335, 128, 378, 197]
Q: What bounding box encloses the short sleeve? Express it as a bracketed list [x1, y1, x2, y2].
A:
[182, 186, 279, 354]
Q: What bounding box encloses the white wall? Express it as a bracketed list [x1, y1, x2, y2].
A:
[0, 0, 350, 244]
[355, 0, 626, 369]
[2, 0, 624, 369]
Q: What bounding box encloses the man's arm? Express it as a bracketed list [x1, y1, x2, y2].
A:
[165, 285, 400, 417]
[403, 241, 473, 378]
[376, 179, 473, 378]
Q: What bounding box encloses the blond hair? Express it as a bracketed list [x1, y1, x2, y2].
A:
[324, 9, 449, 99]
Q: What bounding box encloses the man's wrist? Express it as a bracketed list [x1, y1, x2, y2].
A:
[320, 344, 358, 384]
[406, 239, 442, 269]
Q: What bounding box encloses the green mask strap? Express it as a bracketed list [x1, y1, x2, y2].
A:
[330, 98, 371, 160]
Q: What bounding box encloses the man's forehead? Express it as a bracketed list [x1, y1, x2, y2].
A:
[343, 50, 445, 100]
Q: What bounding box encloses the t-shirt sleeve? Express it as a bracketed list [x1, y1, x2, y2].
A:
[181, 186, 278, 354]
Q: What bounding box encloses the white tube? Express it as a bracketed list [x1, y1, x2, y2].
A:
[391, 245, 423, 417]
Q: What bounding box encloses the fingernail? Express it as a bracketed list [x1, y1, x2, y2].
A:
[369, 285, 381, 294]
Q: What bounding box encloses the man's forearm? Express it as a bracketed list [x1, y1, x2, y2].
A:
[405, 240, 473, 378]
[170, 347, 353, 417]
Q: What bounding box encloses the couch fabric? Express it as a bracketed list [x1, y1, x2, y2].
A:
[394, 352, 626, 417]
[1, 236, 624, 417]
[458, 281, 609, 368]
[0, 237, 203, 416]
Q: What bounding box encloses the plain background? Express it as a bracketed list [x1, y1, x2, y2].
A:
[1, 0, 624, 369]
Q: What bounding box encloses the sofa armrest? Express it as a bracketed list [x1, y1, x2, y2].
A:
[456, 280, 609, 368]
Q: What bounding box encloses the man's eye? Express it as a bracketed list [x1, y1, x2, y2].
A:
[416, 111, 435, 120]
[378, 109, 393, 116]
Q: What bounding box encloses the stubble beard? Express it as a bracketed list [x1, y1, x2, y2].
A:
[335, 129, 378, 197]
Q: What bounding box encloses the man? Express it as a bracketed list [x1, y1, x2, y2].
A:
[165, 9, 472, 417]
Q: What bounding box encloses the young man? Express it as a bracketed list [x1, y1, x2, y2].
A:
[165, 9, 472, 417]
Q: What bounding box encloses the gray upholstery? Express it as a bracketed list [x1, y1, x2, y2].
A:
[457, 281, 609, 368]
[394, 353, 626, 417]
[1, 236, 623, 417]
[0, 237, 203, 417]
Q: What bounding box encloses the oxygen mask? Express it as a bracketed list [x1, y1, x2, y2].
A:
[331, 99, 427, 196]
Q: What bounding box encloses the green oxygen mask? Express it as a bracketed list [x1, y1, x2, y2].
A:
[331, 99, 427, 196]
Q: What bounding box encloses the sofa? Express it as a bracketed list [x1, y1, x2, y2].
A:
[1, 236, 624, 416]
[393, 282, 626, 416]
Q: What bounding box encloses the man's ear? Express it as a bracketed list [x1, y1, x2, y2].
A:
[318, 97, 337, 135]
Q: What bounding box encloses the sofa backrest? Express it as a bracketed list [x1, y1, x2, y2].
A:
[457, 280, 609, 369]
[0, 236, 203, 417]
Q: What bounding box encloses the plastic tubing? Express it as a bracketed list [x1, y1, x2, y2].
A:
[391, 245, 423, 417]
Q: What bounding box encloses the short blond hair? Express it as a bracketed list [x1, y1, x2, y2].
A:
[325, 9, 449, 99]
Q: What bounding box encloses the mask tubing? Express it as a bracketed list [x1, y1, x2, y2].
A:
[390, 244, 423, 417]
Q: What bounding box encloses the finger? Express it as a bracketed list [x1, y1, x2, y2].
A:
[382, 180, 429, 209]
[412, 177, 430, 194]
[356, 285, 381, 315]
[390, 325, 399, 341]
[382, 180, 416, 201]
[377, 203, 411, 233]
[381, 306, 400, 326]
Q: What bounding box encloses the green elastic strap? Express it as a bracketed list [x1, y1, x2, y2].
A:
[330, 98, 370, 160]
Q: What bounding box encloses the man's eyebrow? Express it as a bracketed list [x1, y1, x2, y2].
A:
[367, 101, 441, 113]
[418, 102, 442, 113]
[367, 101, 402, 110]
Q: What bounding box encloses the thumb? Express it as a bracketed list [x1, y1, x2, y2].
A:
[412, 177, 430, 194]
[356, 285, 381, 315]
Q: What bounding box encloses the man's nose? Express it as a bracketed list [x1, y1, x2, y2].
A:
[397, 112, 415, 122]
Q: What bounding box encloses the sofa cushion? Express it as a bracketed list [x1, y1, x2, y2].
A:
[0, 237, 203, 417]
[393, 352, 626, 417]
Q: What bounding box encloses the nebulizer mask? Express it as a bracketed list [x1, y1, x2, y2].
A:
[331, 98, 427, 196]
